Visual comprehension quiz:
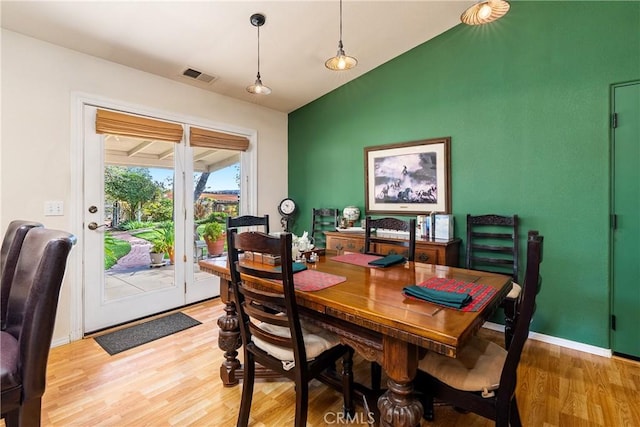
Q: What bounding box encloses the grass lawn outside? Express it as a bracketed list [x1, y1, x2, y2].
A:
[104, 236, 131, 269]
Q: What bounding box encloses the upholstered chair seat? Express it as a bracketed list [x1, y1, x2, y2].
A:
[506, 282, 521, 299]
[251, 321, 341, 368]
[419, 336, 506, 395]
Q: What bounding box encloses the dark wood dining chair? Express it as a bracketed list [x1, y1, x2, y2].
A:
[226, 214, 269, 234]
[1, 220, 43, 331]
[1, 228, 76, 427]
[466, 214, 520, 348]
[311, 208, 339, 248]
[416, 231, 543, 427]
[227, 229, 353, 427]
[364, 216, 416, 390]
[364, 216, 416, 261]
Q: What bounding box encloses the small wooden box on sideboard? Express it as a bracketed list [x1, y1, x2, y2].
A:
[324, 231, 461, 266]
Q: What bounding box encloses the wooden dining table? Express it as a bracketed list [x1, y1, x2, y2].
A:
[199, 251, 511, 427]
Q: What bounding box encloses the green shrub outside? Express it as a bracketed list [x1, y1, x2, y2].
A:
[196, 212, 227, 226]
[118, 220, 156, 231]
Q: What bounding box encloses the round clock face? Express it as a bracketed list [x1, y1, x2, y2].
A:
[279, 198, 296, 216]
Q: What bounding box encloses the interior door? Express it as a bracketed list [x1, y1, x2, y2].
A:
[83, 105, 186, 333]
[611, 81, 640, 358]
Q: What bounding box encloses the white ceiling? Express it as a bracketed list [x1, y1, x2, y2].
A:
[0, 1, 473, 113]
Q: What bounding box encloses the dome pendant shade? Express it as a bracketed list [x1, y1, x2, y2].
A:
[246, 73, 272, 95]
[325, 0, 357, 71]
[461, 0, 510, 25]
[246, 13, 271, 95]
[325, 43, 358, 71]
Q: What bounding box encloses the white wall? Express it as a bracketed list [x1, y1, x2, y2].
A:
[1, 29, 288, 343]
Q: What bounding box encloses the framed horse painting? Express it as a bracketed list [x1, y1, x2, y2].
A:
[364, 137, 451, 215]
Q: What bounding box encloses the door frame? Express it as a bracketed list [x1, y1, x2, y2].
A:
[69, 92, 257, 340]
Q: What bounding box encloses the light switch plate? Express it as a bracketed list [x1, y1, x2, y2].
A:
[44, 201, 64, 216]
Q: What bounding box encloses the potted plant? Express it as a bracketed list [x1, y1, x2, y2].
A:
[150, 239, 169, 265]
[150, 222, 175, 264]
[202, 221, 226, 256]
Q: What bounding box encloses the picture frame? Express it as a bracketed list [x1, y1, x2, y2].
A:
[364, 137, 451, 215]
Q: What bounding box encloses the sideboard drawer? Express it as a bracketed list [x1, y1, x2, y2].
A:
[415, 248, 440, 264]
[374, 242, 412, 258]
[326, 235, 365, 254]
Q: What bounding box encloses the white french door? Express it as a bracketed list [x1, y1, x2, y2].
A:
[82, 105, 221, 333]
[83, 106, 185, 333]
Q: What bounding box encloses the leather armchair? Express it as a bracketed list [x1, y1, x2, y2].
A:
[1, 220, 43, 330]
[1, 228, 75, 426]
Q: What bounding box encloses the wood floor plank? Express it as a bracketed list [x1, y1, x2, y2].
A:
[2, 299, 639, 426]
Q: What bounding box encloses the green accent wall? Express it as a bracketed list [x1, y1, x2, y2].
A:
[288, 1, 640, 348]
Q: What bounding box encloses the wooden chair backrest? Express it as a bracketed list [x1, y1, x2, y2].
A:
[364, 216, 416, 261]
[497, 231, 543, 404]
[226, 230, 307, 367]
[311, 208, 339, 248]
[466, 214, 519, 282]
[226, 215, 269, 234]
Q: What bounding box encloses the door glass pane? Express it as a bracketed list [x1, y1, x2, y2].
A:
[104, 135, 177, 302]
[191, 147, 240, 301]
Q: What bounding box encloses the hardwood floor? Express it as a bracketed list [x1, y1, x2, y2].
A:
[4, 298, 639, 426]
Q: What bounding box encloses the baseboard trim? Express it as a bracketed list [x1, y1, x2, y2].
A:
[51, 336, 71, 348]
[483, 322, 612, 358]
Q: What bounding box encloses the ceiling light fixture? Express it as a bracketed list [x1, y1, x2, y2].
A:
[325, 0, 357, 71]
[461, 0, 510, 25]
[246, 13, 271, 95]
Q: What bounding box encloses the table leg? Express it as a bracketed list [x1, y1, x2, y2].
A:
[377, 336, 423, 427]
[216, 277, 282, 386]
[217, 278, 242, 387]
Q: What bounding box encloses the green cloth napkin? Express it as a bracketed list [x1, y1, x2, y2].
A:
[274, 263, 308, 273]
[403, 285, 472, 309]
[368, 254, 406, 267]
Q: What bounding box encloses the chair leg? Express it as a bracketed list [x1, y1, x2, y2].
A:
[414, 370, 434, 421]
[342, 347, 355, 416]
[237, 353, 255, 427]
[495, 398, 511, 427]
[371, 362, 382, 390]
[294, 380, 309, 427]
[510, 397, 522, 427]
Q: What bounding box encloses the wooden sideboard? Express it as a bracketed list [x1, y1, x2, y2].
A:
[324, 231, 461, 266]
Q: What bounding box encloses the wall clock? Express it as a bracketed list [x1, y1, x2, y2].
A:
[278, 198, 297, 232]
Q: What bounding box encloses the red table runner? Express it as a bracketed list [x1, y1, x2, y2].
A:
[404, 277, 499, 312]
[330, 253, 383, 268]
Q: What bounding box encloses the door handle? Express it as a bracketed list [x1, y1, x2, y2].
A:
[88, 222, 109, 230]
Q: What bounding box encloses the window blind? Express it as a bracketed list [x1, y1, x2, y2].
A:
[95, 109, 184, 142]
[189, 127, 249, 151]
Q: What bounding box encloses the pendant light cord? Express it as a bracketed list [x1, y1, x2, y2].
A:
[339, 0, 344, 45]
[256, 25, 261, 78]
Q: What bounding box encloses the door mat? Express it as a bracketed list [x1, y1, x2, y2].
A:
[94, 312, 201, 355]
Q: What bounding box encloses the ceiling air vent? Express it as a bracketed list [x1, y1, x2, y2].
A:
[181, 67, 217, 84]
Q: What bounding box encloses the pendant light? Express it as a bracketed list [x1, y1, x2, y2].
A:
[461, 0, 510, 25]
[325, 0, 357, 71]
[246, 13, 271, 95]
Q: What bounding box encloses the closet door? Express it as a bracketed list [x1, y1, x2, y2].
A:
[611, 81, 640, 358]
